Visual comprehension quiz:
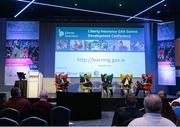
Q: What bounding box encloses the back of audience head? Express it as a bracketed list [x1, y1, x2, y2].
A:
[11, 87, 21, 98]
[144, 94, 162, 113]
[40, 90, 48, 101]
[126, 94, 137, 107]
[0, 93, 7, 104]
[176, 91, 180, 98]
[157, 90, 167, 99]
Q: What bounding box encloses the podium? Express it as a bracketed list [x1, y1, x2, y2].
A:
[27, 71, 43, 98]
[15, 80, 27, 97]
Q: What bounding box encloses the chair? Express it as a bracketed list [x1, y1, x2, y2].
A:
[79, 74, 93, 92]
[0, 108, 20, 123]
[50, 106, 70, 126]
[135, 74, 153, 96]
[55, 74, 70, 92]
[174, 107, 180, 125]
[21, 116, 48, 126]
[174, 107, 180, 116]
[120, 74, 133, 95]
[101, 74, 113, 96]
[0, 117, 18, 126]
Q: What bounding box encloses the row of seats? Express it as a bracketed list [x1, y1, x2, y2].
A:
[0, 106, 70, 126]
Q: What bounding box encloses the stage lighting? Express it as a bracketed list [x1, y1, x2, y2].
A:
[17, 0, 163, 22]
[14, 0, 35, 18]
[127, 0, 165, 21]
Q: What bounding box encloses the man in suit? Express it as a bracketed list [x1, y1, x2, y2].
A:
[80, 74, 93, 92]
[58, 74, 70, 92]
[102, 74, 113, 96]
[112, 94, 144, 126]
[135, 74, 151, 96]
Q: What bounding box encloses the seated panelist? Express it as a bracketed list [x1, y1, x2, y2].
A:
[102, 74, 113, 96]
[80, 74, 93, 92]
[135, 74, 152, 96]
[56, 74, 70, 92]
[121, 74, 132, 96]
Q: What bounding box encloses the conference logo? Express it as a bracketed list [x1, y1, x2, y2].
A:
[94, 71, 100, 77]
[58, 29, 65, 37]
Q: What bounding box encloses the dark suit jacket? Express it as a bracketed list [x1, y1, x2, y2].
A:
[32, 100, 53, 122]
[80, 77, 90, 83]
[5, 97, 31, 119]
[112, 107, 144, 126]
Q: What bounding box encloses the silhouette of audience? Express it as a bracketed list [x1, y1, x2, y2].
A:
[112, 94, 144, 126]
[5, 87, 31, 119]
[32, 90, 54, 122]
[157, 90, 177, 124]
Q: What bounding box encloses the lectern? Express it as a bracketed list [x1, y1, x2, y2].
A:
[14, 72, 27, 97]
[27, 71, 43, 98]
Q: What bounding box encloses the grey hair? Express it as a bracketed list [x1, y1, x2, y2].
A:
[176, 91, 180, 98]
[144, 94, 162, 113]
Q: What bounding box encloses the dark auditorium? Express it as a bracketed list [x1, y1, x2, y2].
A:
[0, 0, 180, 126]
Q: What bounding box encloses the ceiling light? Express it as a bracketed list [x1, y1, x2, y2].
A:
[16, 0, 163, 22]
[163, 4, 167, 7]
[74, 3, 77, 6]
[14, 0, 35, 18]
[119, 4, 122, 7]
[157, 10, 161, 14]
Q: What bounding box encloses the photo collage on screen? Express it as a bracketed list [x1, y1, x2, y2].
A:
[6, 40, 39, 65]
[56, 39, 144, 52]
[158, 41, 175, 66]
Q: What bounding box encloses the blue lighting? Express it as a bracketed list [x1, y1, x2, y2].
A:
[14, 0, 35, 18]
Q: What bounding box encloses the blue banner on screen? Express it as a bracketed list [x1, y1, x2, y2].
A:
[55, 27, 145, 77]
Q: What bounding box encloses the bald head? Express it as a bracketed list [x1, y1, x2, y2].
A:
[144, 94, 162, 113]
[40, 90, 48, 101]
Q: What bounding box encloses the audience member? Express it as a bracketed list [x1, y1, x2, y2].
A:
[157, 90, 177, 124]
[5, 87, 31, 119]
[171, 91, 180, 105]
[128, 94, 176, 127]
[0, 93, 7, 111]
[32, 90, 53, 122]
[112, 94, 144, 126]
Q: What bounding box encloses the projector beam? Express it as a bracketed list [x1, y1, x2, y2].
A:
[127, 0, 165, 21]
[14, 0, 35, 18]
[16, 0, 163, 22]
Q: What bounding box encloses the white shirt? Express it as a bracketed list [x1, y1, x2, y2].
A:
[128, 113, 176, 127]
[171, 97, 180, 105]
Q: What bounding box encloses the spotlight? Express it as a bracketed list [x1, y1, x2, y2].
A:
[157, 10, 161, 14]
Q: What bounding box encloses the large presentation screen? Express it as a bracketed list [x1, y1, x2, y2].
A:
[55, 27, 145, 77]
